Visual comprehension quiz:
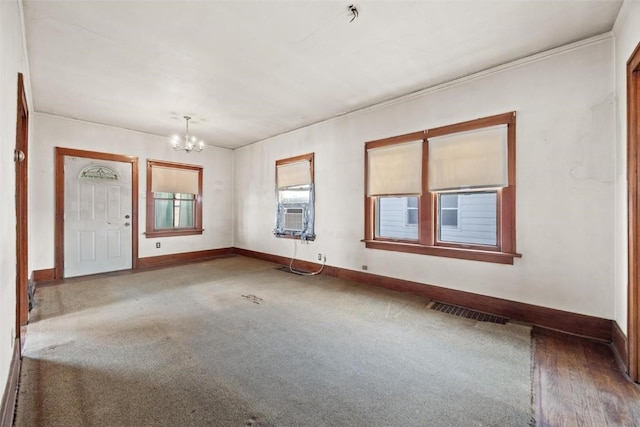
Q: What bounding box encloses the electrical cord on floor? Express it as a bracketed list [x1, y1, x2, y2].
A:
[289, 237, 325, 276]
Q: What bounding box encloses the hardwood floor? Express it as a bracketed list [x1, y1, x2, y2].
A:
[534, 328, 640, 427]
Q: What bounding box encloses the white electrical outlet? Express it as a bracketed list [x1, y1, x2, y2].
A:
[318, 253, 322, 261]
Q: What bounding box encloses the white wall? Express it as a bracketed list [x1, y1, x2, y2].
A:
[235, 37, 617, 319]
[29, 113, 234, 272]
[0, 0, 30, 402]
[613, 1, 640, 335]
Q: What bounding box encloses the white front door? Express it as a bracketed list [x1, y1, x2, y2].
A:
[64, 156, 133, 278]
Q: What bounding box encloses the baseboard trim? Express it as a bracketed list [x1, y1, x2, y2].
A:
[32, 268, 55, 284]
[233, 247, 613, 342]
[137, 248, 233, 269]
[1, 340, 21, 427]
[612, 320, 628, 372]
[30, 246, 615, 342]
[33, 249, 235, 286]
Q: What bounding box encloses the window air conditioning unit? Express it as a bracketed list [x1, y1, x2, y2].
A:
[283, 208, 305, 232]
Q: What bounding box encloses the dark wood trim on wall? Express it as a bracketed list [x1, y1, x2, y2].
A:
[15, 72, 29, 349]
[627, 41, 640, 381]
[0, 341, 21, 427]
[54, 147, 139, 280]
[34, 245, 615, 342]
[32, 268, 56, 284]
[137, 248, 233, 269]
[232, 248, 293, 266]
[612, 321, 629, 372]
[233, 247, 612, 341]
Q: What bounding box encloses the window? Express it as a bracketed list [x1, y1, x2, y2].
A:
[406, 197, 419, 226]
[438, 193, 459, 228]
[146, 160, 203, 237]
[154, 192, 195, 229]
[364, 112, 519, 264]
[377, 196, 419, 240]
[438, 192, 498, 246]
[274, 153, 315, 240]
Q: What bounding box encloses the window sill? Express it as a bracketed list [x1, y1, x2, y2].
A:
[362, 240, 521, 265]
[145, 229, 203, 238]
[274, 233, 316, 241]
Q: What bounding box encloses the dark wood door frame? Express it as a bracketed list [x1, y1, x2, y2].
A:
[54, 147, 139, 279]
[627, 42, 640, 382]
[15, 73, 29, 350]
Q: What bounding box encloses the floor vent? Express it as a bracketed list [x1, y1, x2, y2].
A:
[429, 302, 508, 324]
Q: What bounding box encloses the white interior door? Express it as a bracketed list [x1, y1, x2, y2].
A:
[64, 157, 132, 278]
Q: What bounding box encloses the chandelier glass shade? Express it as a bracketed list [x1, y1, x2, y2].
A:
[171, 116, 205, 153]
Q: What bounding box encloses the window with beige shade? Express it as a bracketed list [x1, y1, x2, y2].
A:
[146, 159, 203, 237]
[364, 112, 519, 264]
[274, 153, 315, 241]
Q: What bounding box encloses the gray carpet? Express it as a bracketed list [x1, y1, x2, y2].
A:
[15, 256, 533, 426]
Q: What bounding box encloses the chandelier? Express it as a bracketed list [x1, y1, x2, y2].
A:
[170, 116, 205, 153]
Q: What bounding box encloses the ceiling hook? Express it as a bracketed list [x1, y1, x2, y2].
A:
[348, 4, 359, 22]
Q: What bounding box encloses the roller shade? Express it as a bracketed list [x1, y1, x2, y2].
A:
[151, 166, 199, 195]
[367, 140, 422, 196]
[428, 125, 507, 191]
[277, 160, 311, 189]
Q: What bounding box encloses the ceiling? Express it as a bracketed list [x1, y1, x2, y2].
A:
[22, 0, 623, 150]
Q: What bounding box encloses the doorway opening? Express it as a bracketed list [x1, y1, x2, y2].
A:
[55, 148, 139, 279]
[627, 41, 640, 382]
[15, 73, 29, 351]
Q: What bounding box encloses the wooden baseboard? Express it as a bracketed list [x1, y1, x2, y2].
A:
[33, 249, 234, 286]
[233, 247, 613, 342]
[137, 248, 233, 269]
[612, 320, 628, 372]
[1, 340, 21, 427]
[32, 268, 55, 284]
[32, 246, 615, 342]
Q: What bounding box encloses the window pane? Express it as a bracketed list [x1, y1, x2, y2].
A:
[176, 200, 195, 227]
[407, 208, 418, 225]
[155, 196, 195, 229]
[175, 193, 195, 200]
[440, 194, 458, 209]
[279, 185, 311, 204]
[407, 197, 418, 208]
[438, 191, 497, 246]
[155, 199, 174, 229]
[441, 209, 458, 227]
[377, 196, 418, 240]
[154, 192, 173, 199]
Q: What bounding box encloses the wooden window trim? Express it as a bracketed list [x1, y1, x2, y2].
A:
[146, 159, 203, 238]
[364, 112, 520, 264]
[276, 152, 315, 173]
[275, 152, 315, 241]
